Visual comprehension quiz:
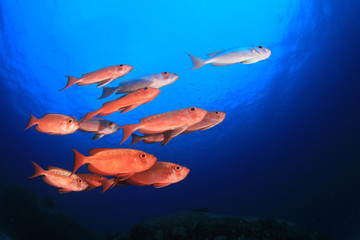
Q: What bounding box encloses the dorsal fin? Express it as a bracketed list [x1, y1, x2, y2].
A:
[206, 50, 224, 57]
[47, 166, 64, 171]
[88, 148, 111, 156]
[140, 114, 161, 123]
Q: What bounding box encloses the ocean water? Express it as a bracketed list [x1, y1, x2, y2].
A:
[0, 0, 359, 239]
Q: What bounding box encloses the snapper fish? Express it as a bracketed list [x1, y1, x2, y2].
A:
[60, 64, 133, 91]
[71, 148, 157, 180]
[115, 161, 190, 188]
[99, 72, 179, 99]
[81, 87, 161, 123]
[24, 114, 79, 135]
[77, 173, 114, 193]
[187, 46, 271, 69]
[28, 161, 88, 193]
[130, 111, 226, 145]
[119, 107, 207, 146]
[79, 118, 120, 140]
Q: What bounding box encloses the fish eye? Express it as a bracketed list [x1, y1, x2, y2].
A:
[140, 153, 146, 159]
[175, 166, 181, 171]
[144, 87, 148, 90]
[109, 122, 114, 126]
[215, 111, 219, 115]
[258, 46, 263, 49]
[68, 119, 73, 124]
[99, 176, 102, 179]
[190, 107, 196, 112]
[119, 64, 124, 67]
[161, 72, 169, 76]
[78, 179, 82, 183]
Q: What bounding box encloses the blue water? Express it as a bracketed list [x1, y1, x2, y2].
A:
[1, 0, 360, 239]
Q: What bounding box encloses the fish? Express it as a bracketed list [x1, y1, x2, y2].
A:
[81, 87, 161, 123]
[115, 161, 190, 188]
[71, 148, 157, 180]
[99, 72, 179, 99]
[130, 111, 226, 145]
[182, 110, 226, 134]
[28, 161, 88, 193]
[60, 64, 133, 91]
[77, 173, 114, 193]
[79, 118, 120, 140]
[187, 46, 271, 69]
[24, 114, 79, 135]
[119, 107, 208, 146]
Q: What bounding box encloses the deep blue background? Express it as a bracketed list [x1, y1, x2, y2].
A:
[1, 0, 360, 239]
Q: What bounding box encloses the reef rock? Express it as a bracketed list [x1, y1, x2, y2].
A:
[108, 212, 328, 240]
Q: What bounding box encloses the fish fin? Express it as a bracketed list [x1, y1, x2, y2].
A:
[186, 53, 206, 70]
[28, 161, 45, 178]
[96, 78, 113, 88]
[241, 59, 259, 64]
[98, 87, 117, 99]
[161, 126, 187, 146]
[120, 104, 139, 114]
[81, 110, 101, 123]
[199, 125, 215, 131]
[85, 186, 96, 191]
[47, 166, 64, 171]
[81, 71, 95, 77]
[101, 178, 114, 193]
[115, 173, 134, 181]
[24, 114, 38, 130]
[60, 76, 79, 91]
[88, 148, 110, 155]
[206, 50, 224, 57]
[115, 181, 128, 187]
[72, 149, 88, 175]
[119, 124, 141, 145]
[130, 133, 143, 145]
[153, 183, 172, 188]
[58, 188, 72, 194]
[92, 133, 105, 140]
[210, 62, 232, 66]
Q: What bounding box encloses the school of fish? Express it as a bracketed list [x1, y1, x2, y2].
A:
[25, 46, 271, 193]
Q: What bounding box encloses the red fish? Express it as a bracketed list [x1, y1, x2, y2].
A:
[60, 64, 133, 91]
[130, 111, 226, 145]
[81, 87, 161, 123]
[71, 148, 157, 179]
[77, 173, 114, 193]
[182, 110, 226, 134]
[24, 114, 79, 135]
[115, 161, 190, 188]
[28, 161, 88, 193]
[120, 107, 207, 146]
[79, 118, 120, 140]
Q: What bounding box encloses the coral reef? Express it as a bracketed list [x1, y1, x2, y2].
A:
[108, 212, 329, 240]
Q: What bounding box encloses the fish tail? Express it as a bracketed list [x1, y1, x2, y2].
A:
[112, 177, 128, 188]
[186, 53, 206, 70]
[72, 149, 88, 175]
[81, 110, 100, 123]
[101, 178, 114, 193]
[28, 161, 45, 178]
[24, 114, 38, 130]
[59, 76, 79, 91]
[119, 124, 140, 145]
[98, 87, 116, 99]
[130, 133, 143, 145]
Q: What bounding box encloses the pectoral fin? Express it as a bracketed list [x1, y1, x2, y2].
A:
[241, 59, 259, 64]
[97, 78, 113, 88]
[120, 104, 139, 113]
[92, 133, 105, 140]
[58, 188, 72, 194]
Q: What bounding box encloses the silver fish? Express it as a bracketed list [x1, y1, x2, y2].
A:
[187, 46, 271, 69]
[99, 72, 179, 99]
[79, 118, 120, 140]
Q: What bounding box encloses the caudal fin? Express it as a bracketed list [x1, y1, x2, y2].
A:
[60, 76, 79, 91]
[28, 161, 45, 178]
[24, 114, 38, 130]
[81, 110, 100, 123]
[72, 149, 88, 174]
[98, 87, 117, 99]
[130, 134, 143, 145]
[119, 124, 140, 145]
[186, 53, 206, 70]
